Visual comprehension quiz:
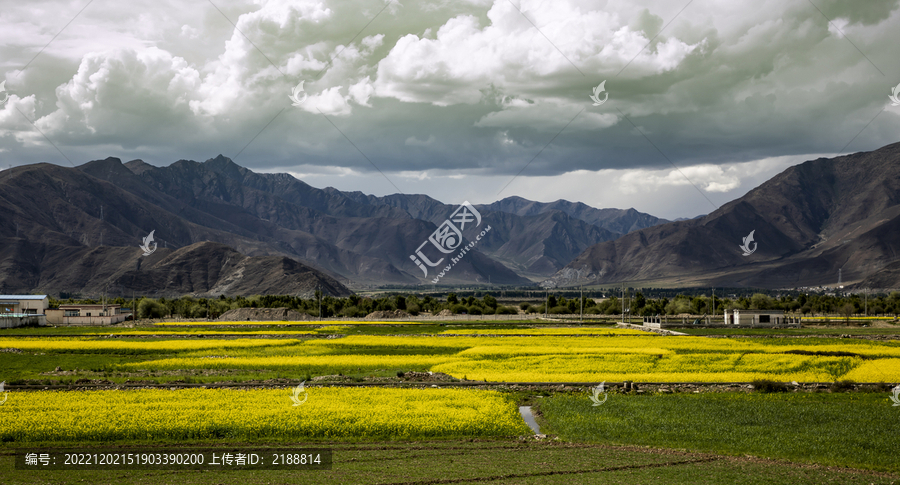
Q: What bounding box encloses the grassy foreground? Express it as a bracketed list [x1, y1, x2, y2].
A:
[538, 391, 899, 473]
[2, 440, 897, 485]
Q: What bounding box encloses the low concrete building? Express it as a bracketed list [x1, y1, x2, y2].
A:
[0, 295, 49, 328]
[642, 309, 800, 329]
[45, 304, 128, 326]
[0, 294, 49, 315]
[725, 309, 798, 326]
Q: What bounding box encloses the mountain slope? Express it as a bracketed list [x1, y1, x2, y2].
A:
[545, 142, 900, 289]
[330, 191, 620, 277]
[479, 196, 669, 234]
[0, 237, 348, 297]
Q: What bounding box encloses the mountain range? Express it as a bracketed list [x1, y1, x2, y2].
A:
[0, 155, 665, 296]
[4, 141, 899, 297]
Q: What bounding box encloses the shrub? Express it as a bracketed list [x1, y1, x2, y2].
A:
[341, 306, 361, 317]
[495, 306, 517, 315]
[450, 304, 468, 314]
[467, 306, 483, 315]
[830, 380, 856, 393]
[751, 379, 789, 393]
[138, 299, 167, 319]
[549, 306, 569, 314]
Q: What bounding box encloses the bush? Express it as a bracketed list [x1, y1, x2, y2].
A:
[406, 303, 421, 316]
[187, 303, 207, 319]
[138, 299, 167, 319]
[549, 305, 569, 314]
[467, 306, 483, 315]
[751, 379, 789, 393]
[495, 306, 517, 315]
[450, 304, 468, 314]
[341, 306, 362, 317]
[830, 380, 856, 393]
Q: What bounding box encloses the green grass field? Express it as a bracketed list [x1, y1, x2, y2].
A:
[2, 440, 896, 484]
[538, 391, 898, 472]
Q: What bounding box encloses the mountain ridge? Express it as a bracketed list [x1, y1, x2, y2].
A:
[544, 142, 900, 289]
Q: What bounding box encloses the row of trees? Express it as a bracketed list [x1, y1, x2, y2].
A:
[49, 290, 900, 320]
[584, 291, 900, 317]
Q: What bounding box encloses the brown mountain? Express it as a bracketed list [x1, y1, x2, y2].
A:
[334, 192, 620, 278]
[545, 142, 900, 289]
[855, 260, 900, 289]
[115, 156, 529, 285]
[0, 238, 348, 298]
[2, 152, 678, 292]
[478, 196, 669, 235]
[0, 156, 530, 292]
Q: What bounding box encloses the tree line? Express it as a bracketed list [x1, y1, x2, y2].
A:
[49, 290, 900, 320]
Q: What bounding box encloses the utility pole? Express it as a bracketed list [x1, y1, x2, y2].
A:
[865, 288, 868, 317]
[580, 283, 583, 323]
[545, 290, 548, 318]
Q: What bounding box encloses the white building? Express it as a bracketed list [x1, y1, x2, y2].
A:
[46, 304, 129, 325]
[0, 295, 49, 327]
[725, 309, 800, 326]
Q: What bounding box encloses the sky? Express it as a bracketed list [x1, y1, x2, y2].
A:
[1, 0, 899, 220]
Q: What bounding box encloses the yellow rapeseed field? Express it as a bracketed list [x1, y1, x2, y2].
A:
[123, 355, 466, 373]
[155, 320, 426, 326]
[9, 333, 900, 383]
[0, 338, 302, 354]
[0, 388, 529, 442]
[440, 328, 649, 335]
[842, 358, 900, 382]
[85, 330, 318, 336]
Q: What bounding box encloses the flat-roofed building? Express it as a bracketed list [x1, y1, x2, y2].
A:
[725, 309, 799, 326]
[0, 294, 49, 315]
[45, 304, 128, 325]
[0, 295, 49, 327]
